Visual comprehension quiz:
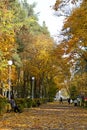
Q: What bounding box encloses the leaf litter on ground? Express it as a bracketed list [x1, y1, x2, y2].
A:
[0, 101, 87, 130]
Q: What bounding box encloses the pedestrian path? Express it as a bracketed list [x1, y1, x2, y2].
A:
[0, 101, 87, 130]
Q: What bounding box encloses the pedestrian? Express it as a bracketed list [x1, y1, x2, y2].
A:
[74, 99, 78, 106]
[68, 98, 71, 104]
[59, 97, 63, 104]
[37, 100, 41, 107]
[10, 97, 20, 113]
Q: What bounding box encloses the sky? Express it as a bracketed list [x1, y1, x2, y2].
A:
[27, 0, 65, 41]
[27, 0, 82, 42]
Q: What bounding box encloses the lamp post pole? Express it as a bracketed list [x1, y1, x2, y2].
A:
[32, 77, 35, 99]
[8, 60, 13, 100]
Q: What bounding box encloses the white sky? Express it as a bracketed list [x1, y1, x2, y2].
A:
[27, 0, 65, 39]
[26, 0, 82, 42]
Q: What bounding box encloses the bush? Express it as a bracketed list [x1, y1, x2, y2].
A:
[0, 95, 7, 114]
[25, 98, 32, 108]
[41, 98, 48, 103]
[15, 98, 26, 111]
[84, 101, 87, 107]
[32, 99, 37, 107]
[48, 97, 54, 102]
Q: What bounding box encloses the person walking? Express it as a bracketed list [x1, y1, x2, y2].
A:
[59, 97, 63, 104]
[68, 98, 71, 104]
[74, 99, 78, 106]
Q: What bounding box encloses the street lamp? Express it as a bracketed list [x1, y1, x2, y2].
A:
[8, 60, 13, 100]
[32, 77, 35, 99]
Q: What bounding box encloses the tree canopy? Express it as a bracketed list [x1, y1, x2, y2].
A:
[54, 0, 87, 96]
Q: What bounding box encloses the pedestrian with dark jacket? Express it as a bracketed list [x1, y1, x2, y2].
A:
[10, 97, 20, 113]
[59, 97, 63, 104]
[68, 98, 71, 104]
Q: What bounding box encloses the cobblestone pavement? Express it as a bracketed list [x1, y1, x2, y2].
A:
[0, 101, 87, 130]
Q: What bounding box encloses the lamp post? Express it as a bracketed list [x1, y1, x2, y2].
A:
[32, 77, 35, 99]
[8, 60, 13, 100]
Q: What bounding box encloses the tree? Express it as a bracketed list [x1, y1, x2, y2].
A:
[54, 0, 82, 11]
[20, 34, 57, 98]
[54, 0, 87, 96]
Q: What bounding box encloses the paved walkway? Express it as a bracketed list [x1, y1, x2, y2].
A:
[0, 101, 87, 130]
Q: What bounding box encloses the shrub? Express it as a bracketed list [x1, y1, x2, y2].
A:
[25, 98, 32, 108]
[41, 98, 48, 103]
[0, 95, 7, 114]
[48, 97, 54, 102]
[15, 98, 26, 111]
[32, 99, 37, 107]
[84, 101, 87, 107]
